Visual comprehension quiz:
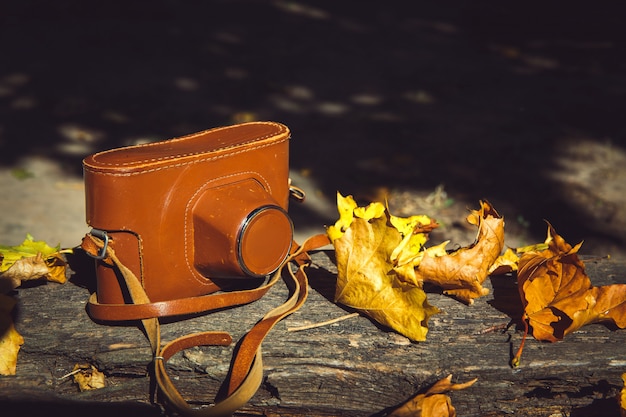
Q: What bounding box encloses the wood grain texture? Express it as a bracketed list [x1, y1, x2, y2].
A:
[1, 250, 625, 416]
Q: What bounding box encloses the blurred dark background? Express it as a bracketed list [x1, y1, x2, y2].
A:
[1, 0, 625, 256]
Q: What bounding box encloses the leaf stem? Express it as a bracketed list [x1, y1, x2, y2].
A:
[511, 315, 528, 368]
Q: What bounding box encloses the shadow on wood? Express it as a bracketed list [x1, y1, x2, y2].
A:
[0, 397, 162, 417]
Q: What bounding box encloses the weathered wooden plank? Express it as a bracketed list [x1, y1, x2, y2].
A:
[1, 250, 625, 416]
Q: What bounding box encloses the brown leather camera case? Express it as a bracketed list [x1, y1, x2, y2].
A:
[83, 121, 293, 308]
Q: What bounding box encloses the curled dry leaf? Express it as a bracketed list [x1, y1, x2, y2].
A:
[72, 364, 106, 391]
[519, 223, 626, 341]
[411, 200, 505, 304]
[513, 223, 626, 366]
[0, 234, 68, 291]
[387, 374, 477, 417]
[0, 293, 24, 375]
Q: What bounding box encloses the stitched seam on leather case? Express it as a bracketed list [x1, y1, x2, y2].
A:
[89, 123, 287, 167]
[183, 171, 272, 285]
[85, 138, 288, 175]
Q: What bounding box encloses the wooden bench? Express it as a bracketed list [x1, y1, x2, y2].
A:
[1, 250, 625, 416]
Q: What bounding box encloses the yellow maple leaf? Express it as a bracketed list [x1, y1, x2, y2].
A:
[354, 199, 386, 220]
[0, 294, 24, 375]
[327, 193, 359, 242]
[390, 214, 439, 269]
[333, 212, 439, 342]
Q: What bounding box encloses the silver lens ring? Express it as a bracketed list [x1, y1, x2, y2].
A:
[236, 205, 293, 277]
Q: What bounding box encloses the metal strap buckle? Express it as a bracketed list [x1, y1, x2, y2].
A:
[289, 185, 306, 203]
[89, 228, 109, 260]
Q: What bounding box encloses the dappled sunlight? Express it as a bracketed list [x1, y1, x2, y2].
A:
[57, 123, 105, 156]
[223, 67, 249, 80]
[273, 1, 330, 20]
[403, 90, 436, 104]
[173, 77, 200, 92]
[0, 155, 88, 248]
[0, 1, 625, 258]
[490, 40, 618, 76]
[350, 93, 383, 105]
[269, 94, 308, 113]
[0, 74, 36, 110]
[0, 73, 30, 93]
[548, 138, 626, 246]
[9, 96, 38, 110]
[316, 101, 350, 115]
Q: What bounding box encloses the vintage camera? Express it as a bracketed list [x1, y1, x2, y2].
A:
[82, 122, 296, 310]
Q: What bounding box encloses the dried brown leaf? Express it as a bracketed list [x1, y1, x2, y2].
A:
[72, 364, 106, 391]
[413, 201, 504, 304]
[387, 374, 477, 417]
[0, 235, 68, 289]
[518, 223, 626, 342]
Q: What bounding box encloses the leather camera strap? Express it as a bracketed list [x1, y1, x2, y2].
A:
[86, 265, 283, 321]
[81, 232, 330, 416]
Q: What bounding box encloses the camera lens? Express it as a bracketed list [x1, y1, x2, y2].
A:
[237, 205, 293, 277]
[192, 178, 293, 278]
